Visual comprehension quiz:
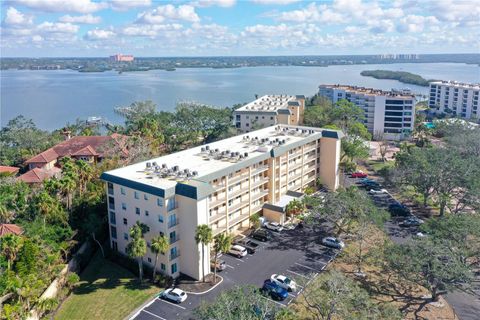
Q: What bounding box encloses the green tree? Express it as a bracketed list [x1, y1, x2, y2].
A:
[150, 235, 169, 282]
[126, 222, 148, 282]
[249, 213, 261, 230]
[0, 234, 22, 271]
[36, 297, 59, 315]
[285, 198, 305, 217]
[32, 190, 65, 229]
[195, 224, 213, 282]
[212, 233, 232, 284]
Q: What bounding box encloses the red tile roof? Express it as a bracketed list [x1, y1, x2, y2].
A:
[17, 167, 61, 184]
[0, 166, 20, 174]
[25, 134, 128, 164]
[0, 224, 23, 236]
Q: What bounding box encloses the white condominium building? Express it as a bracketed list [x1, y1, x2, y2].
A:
[233, 95, 305, 132]
[318, 85, 416, 140]
[429, 81, 480, 120]
[101, 125, 342, 280]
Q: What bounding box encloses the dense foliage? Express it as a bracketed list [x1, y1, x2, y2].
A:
[360, 70, 431, 86]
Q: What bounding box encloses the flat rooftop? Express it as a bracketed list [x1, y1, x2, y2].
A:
[235, 95, 297, 112]
[103, 125, 336, 190]
[430, 81, 480, 90]
[319, 84, 415, 99]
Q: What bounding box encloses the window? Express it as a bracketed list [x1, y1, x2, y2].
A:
[246, 123, 249, 127]
[161, 263, 166, 271]
[120, 187, 126, 195]
[167, 197, 177, 211]
[157, 198, 163, 207]
[135, 207, 140, 215]
[108, 197, 115, 210]
[109, 211, 116, 225]
[144, 194, 148, 200]
[262, 116, 265, 119]
[168, 214, 177, 228]
[124, 233, 128, 240]
[170, 247, 178, 259]
[169, 231, 177, 243]
[235, 114, 240, 120]
[107, 182, 114, 195]
[270, 116, 274, 120]
[134, 191, 139, 199]
[123, 218, 127, 225]
[122, 202, 126, 210]
[158, 215, 164, 223]
[110, 226, 117, 239]
[145, 210, 149, 216]
[147, 242, 151, 248]
[171, 263, 177, 274]
[148, 257, 151, 263]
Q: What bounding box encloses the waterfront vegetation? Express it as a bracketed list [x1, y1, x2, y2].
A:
[360, 69, 432, 86]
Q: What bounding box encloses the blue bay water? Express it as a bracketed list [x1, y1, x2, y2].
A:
[1, 62, 479, 130]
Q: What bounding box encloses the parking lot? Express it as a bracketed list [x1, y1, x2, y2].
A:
[132, 224, 339, 320]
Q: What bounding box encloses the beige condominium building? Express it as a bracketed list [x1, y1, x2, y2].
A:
[233, 95, 305, 132]
[101, 125, 342, 280]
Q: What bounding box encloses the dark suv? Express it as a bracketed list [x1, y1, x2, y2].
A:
[250, 229, 271, 242]
[234, 238, 260, 254]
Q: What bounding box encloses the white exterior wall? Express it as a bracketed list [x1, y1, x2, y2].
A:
[429, 82, 480, 120]
[373, 95, 386, 135]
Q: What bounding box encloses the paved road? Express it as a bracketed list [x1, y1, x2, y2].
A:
[345, 175, 480, 320]
[131, 224, 339, 320]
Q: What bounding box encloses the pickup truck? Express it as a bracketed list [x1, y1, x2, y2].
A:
[234, 238, 260, 254]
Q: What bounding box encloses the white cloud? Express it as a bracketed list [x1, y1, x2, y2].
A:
[278, 3, 343, 24]
[110, 0, 152, 11]
[59, 14, 101, 24]
[396, 14, 439, 33]
[121, 24, 183, 37]
[37, 21, 79, 33]
[84, 28, 115, 40]
[192, 0, 236, 8]
[3, 7, 33, 26]
[136, 4, 200, 24]
[252, 0, 300, 5]
[14, 0, 108, 13]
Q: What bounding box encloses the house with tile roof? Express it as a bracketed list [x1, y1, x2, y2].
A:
[0, 166, 20, 176]
[0, 224, 23, 237]
[19, 134, 128, 184]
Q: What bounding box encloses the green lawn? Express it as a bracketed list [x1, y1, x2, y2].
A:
[366, 159, 395, 173]
[55, 252, 159, 320]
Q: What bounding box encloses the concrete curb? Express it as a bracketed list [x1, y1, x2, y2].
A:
[127, 295, 158, 320]
[183, 276, 224, 295]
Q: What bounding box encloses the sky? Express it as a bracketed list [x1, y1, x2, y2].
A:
[1, 0, 479, 57]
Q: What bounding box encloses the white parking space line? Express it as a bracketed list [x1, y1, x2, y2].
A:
[235, 258, 245, 263]
[295, 262, 316, 271]
[226, 264, 235, 269]
[141, 310, 167, 320]
[260, 295, 287, 307]
[156, 298, 187, 310]
[286, 269, 310, 279]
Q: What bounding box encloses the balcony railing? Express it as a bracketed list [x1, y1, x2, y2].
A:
[169, 236, 180, 244]
[170, 250, 180, 260]
[251, 165, 269, 176]
[209, 210, 227, 223]
[229, 172, 250, 184]
[168, 219, 179, 228]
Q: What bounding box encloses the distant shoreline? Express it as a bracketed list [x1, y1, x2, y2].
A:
[360, 70, 434, 87]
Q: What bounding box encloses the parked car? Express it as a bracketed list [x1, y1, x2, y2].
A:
[351, 171, 368, 178]
[250, 229, 271, 242]
[261, 280, 289, 301]
[388, 203, 411, 216]
[400, 217, 424, 227]
[264, 222, 284, 232]
[229, 245, 248, 258]
[210, 259, 226, 271]
[369, 188, 388, 194]
[161, 288, 187, 303]
[270, 274, 297, 292]
[321, 237, 345, 249]
[234, 238, 259, 254]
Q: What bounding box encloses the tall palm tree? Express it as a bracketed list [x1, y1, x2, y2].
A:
[0, 234, 22, 270]
[75, 159, 93, 195]
[150, 235, 169, 282]
[34, 190, 60, 229]
[212, 233, 232, 284]
[195, 224, 213, 282]
[127, 223, 147, 281]
[0, 202, 14, 223]
[59, 175, 76, 211]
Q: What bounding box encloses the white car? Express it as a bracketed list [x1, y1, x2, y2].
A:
[264, 222, 284, 232]
[321, 237, 345, 249]
[271, 274, 297, 292]
[162, 288, 187, 303]
[229, 245, 248, 258]
[369, 188, 388, 194]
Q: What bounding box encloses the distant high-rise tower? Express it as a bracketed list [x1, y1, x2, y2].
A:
[110, 54, 134, 62]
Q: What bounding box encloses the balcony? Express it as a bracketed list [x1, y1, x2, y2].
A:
[228, 199, 250, 213]
[229, 172, 250, 184]
[209, 196, 227, 208]
[251, 178, 269, 189]
[251, 165, 269, 176]
[303, 146, 316, 154]
[169, 236, 180, 245]
[251, 190, 269, 201]
[213, 226, 227, 236]
[168, 218, 179, 228]
[229, 213, 250, 227]
[209, 209, 227, 223]
[170, 250, 180, 260]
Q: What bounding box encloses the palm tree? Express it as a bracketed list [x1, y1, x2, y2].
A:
[59, 175, 76, 211]
[150, 235, 169, 282]
[34, 190, 60, 229]
[286, 199, 305, 217]
[249, 213, 261, 230]
[127, 223, 147, 281]
[212, 233, 232, 284]
[0, 234, 22, 270]
[0, 202, 14, 223]
[75, 159, 93, 195]
[195, 224, 213, 282]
